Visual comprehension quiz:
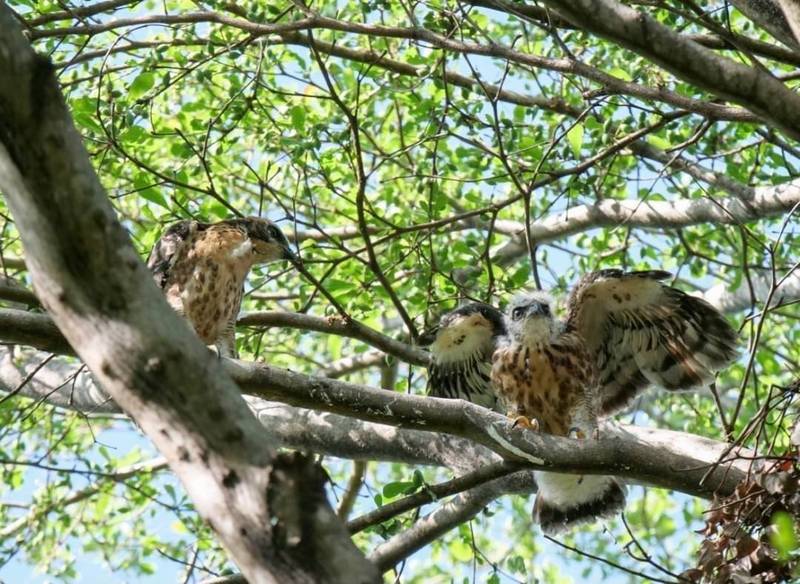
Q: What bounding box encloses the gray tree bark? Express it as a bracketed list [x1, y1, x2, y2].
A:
[0, 7, 378, 583]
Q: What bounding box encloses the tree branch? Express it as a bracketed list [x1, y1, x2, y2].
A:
[0, 11, 378, 582]
[702, 270, 800, 314]
[368, 471, 536, 572]
[238, 311, 428, 366]
[0, 310, 750, 499]
[535, 0, 800, 138]
[729, 0, 798, 48]
[347, 461, 523, 534]
[0, 457, 168, 541]
[0, 346, 499, 472]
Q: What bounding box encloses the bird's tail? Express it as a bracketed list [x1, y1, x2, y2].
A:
[533, 471, 625, 534]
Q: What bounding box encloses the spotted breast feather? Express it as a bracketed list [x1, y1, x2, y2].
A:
[146, 216, 295, 358]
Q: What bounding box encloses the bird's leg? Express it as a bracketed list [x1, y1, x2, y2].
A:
[215, 319, 238, 359]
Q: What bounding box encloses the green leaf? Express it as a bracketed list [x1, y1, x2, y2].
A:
[133, 173, 169, 209]
[120, 125, 147, 144]
[290, 105, 306, 130]
[382, 481, 414, 499]
[129, 72, 155, 101]
[448, 539, 473, 562]
[567, 124, 583, 158]
[609, 67, 632, 81]
[771, 511, 798, 560]
[648, 135, 671, 150]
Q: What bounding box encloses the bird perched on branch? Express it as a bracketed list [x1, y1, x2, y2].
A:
[419, 303, 506, 411]
[491, 270, 737, 533]
[146, 216, 296, 358]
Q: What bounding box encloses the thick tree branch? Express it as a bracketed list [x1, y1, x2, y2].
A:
[515, 180, 796, 240]
[474, 0, 800, 66]
[0, 313, 749, 499]
[730, 0, 799, 48]
[702, 270, 800, 314]
[535, 0, 800, 138]
[0, 346, 499, 472]
[0, 11, 378, 583]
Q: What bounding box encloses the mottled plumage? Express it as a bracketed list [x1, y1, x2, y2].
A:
[146, 217, 295, 357]
[565, 269, 738, 414]
[492, 292, 625, 534]
[420, 303, 506, 411]
[491, 271, 737, 533]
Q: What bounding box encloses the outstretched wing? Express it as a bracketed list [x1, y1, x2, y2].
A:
[566, 269, 738, 414]
[145, 220, 198, 289]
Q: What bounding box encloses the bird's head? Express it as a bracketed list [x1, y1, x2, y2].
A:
[504, 292, 557, 346]
[238, 217, 298, 265]
[419, 302, 505, 363]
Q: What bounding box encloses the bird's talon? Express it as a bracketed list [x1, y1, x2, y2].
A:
[509, 414, 539, 431]
[568, 427, 587, 441]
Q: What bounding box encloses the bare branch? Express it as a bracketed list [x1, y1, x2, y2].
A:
[0, 457, 168, 541]
[535, 0, 800, 138]
[238, 311, 428, 366]
[368, 471, 536, 572]
[730, 0, 799, 48]
[347, 461, 523, 534]
[702, 270, 800, 314]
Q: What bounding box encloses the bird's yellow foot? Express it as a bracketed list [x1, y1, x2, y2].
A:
[568, 427, 586, 440]
[568, 426, 600, 441]
[509, 414, 539, 431]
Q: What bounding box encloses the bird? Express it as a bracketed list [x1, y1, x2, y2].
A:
[491, 270, 738, 533]
[146, 216, 296, 358]
[418, 302, 506, 411]
[492, 291, 625, 534]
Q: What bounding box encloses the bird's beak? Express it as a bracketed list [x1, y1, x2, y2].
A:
[417, 327, 439, 346]
[528, 302, 548, 317]
[282, 245, 300, 265]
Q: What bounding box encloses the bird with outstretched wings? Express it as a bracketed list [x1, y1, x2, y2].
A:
[491, 270, 738, 534]
[146, 216, 296, 357]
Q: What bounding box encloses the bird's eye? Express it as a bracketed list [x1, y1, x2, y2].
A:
[511, 307, 526, 320]
[541, 303, 551, 315]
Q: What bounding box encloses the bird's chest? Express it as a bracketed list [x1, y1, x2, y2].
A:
[166, 244, 250, 344]
[492, 344, 589, 436]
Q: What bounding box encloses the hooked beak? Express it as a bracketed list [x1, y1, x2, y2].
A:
[527, 302, 549, 317]
[417, 326, 439, 346]
[282, 245, 300, 265]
